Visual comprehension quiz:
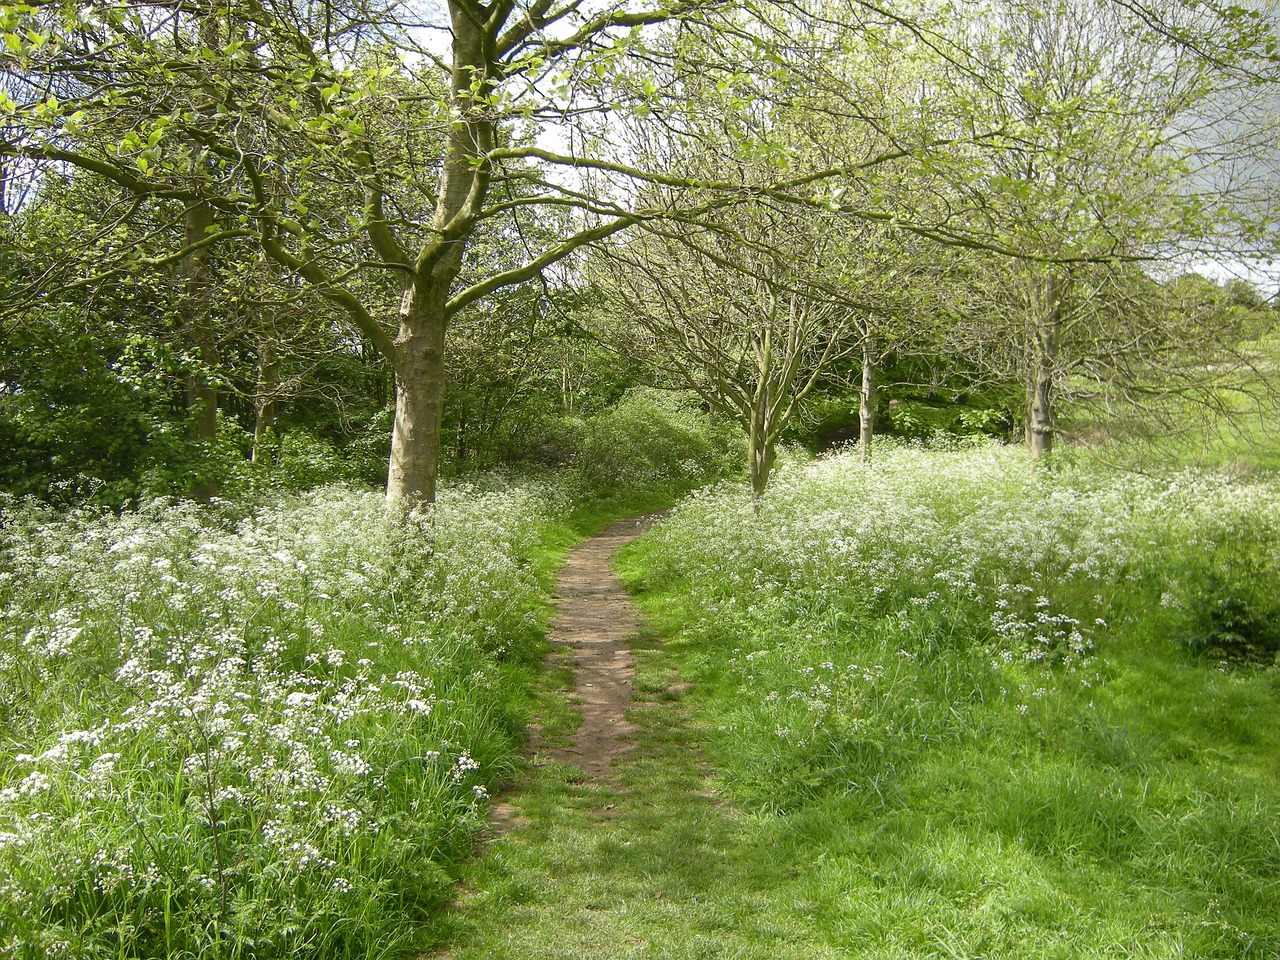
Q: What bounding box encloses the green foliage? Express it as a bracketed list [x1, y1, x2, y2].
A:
[618, 442, 1280, 954]
[0, 479, 568, 958]
[252, 417, 391, 492]
[886, 396, 1010, 440]
[788, 355, 1021, 452]
[570, 389, 743, 496]
[0, 307, 204, 505]
[1188, 591, 1280, 663]
[0, 286, 393, 504]
[1169, 537, 1280, 665]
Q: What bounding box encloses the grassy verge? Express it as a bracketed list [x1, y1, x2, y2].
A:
[1071, 331, 1280, 476]
[608, 441, 1280, 958]
[441, 622, 858, 960]
[0, 479, 571, 959]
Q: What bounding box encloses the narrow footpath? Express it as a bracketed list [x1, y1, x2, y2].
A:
[432, 516, 834, 960]
[528, 516, 653, 778]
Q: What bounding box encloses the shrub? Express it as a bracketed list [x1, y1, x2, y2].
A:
[572, 388, 742, 495]
[1171, 535, 1280, 665]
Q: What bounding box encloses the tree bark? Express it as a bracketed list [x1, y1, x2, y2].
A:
[859, 336, 876, 463]
[181, 199, 219, 500]
[251, 343, 279, 464]
[1026, 273, 1061, 459]
[381, 0, 496, 510]
[748, 430, 776, 509]
[747, 378, 777, 510]
[386, 284, 449, 509]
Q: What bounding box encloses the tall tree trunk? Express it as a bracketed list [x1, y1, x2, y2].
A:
[386, 284, 448, 509]
[381, 3, 495, 510]
[1026, 273, 1061, 459]
[181, 199, 219, 500]
[859, 336, 876, 463]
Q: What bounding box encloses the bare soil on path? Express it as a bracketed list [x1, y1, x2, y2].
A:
[527, 515, 664, 779]
[434, 512, 809, 960]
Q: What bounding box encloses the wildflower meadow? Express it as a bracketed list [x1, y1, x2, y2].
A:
[622, 440, 1280, 956]
[0, 481, 565, 958]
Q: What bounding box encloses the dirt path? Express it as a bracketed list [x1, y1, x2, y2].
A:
[437, 511, 796, 960]
[529, 515, 663, 779]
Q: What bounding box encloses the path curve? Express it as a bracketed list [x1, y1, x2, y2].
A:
[531, 515, 663, 779]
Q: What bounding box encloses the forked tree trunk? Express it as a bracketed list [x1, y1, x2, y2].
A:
[859, 337, 876, 463]
[748, 433, 776, 509]
[386, 284, 449, 509]
[747, 386, 779, 509]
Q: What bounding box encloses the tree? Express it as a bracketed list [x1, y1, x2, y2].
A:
[1, 0, 744, 507]
[0, 0, 1031, 505]
[3, 0, 1277, 508]
[592, 201, 871, 502]
[945, 0, 1278, 456]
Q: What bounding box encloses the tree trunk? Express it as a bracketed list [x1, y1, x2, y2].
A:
[455, 405, 470, 463]
[181, 199, 219, 500]
[748, 435, 776, 509]
[386, 284, 448, 509]
[185, 321, 219, 443]
[1027, 363, 1054, 458]
[747, 401, 777, 510]
[379, 3, 495, 510]
[1026, 273, 1062, 460]
[859, 337, 876, 463]
[561, 363, 576, 416]
[251, 344, 279, 465]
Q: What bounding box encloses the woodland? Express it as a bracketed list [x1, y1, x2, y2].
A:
[1, 0, 1280, 956]
[0, 0, 1277, 506]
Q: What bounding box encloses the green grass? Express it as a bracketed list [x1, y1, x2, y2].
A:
[441, 628, 838, 960]
[564, 487, 690, 539]
[441, 442, 1280, 959]
[442, 620, 1280, 958]
[1070, 330, 1280, 476]
[15, 437, 1261, 957]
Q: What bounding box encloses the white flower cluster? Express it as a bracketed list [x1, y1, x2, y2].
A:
[640, 441, 1280, 803]
[0, 479, 561, 952]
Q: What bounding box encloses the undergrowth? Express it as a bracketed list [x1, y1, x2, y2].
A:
[0, 480, 565, 959]
[620, 439, 1280, 958]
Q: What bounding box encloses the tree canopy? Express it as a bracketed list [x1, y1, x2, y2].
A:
[0, 0, 1277, 505]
